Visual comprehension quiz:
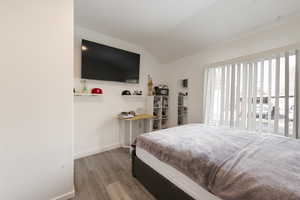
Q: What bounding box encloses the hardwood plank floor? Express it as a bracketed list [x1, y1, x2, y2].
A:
[71, 148, 155, 200]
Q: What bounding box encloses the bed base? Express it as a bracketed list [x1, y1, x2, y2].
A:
[132, 148, 194, 200]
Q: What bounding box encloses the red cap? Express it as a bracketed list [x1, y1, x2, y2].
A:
[91, 88, 103, 94]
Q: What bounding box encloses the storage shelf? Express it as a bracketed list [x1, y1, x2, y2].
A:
[147, 95, 169, 131]
[74, 93, 103, 96]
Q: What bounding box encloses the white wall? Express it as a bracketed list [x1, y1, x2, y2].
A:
[73, 27, 165, 158]
[0, 1, 74, 200]
[165, 15, 300, 127]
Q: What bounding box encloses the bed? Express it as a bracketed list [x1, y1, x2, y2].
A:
[132, 124, 300, 200]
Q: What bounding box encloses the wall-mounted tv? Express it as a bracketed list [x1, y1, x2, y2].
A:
[81, 39, 140, 83]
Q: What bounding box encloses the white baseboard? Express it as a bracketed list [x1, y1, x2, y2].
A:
[51, 190, 75, 200]
[73, 143, 121, 160]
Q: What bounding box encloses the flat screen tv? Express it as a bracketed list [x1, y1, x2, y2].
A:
[81, 39, 140, 83]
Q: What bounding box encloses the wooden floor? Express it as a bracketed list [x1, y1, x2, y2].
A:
[70, 148, 156, 200]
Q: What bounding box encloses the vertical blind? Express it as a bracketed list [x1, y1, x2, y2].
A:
[203, 50, 299, 138]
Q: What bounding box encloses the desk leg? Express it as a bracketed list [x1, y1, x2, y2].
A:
[118, 120, 121, 147]
[118, 120, 124, 148]
[129, 120, 133, 154]
[149, 119, 153, 133]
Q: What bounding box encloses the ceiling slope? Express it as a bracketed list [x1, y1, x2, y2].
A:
[75, 0, 300, 63]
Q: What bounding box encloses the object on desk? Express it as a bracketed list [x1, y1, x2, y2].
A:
[118, 111, 136, 119]
[122, 90, 131, 95]
[118, 112, 134, 119]
[129, 111, 136, 116]
[91, 88, 103, 94]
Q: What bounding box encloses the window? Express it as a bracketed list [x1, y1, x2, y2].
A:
[204, 50, 298, 138]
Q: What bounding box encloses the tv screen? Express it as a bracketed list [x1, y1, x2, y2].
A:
[81, 39, 140, 83]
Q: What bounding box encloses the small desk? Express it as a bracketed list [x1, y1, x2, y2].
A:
[118, 114, 154, 151]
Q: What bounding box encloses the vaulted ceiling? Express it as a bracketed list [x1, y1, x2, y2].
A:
[75, 0, 300, 63]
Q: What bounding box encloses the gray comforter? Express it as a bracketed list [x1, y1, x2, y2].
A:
[136, 124, 300, 200]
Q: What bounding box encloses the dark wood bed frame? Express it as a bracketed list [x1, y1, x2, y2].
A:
[131, 146, 195, 200]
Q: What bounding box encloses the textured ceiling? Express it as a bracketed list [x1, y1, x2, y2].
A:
[75, 0, 300, 63]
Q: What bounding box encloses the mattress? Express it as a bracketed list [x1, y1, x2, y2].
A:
[136, 146, 221, 200]
[136, 124, 300, 200]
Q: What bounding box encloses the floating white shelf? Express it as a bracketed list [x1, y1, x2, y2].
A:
[74, 93, 103, 96]
[122, 95, 146, 100]
[122, 95, 145, 97]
